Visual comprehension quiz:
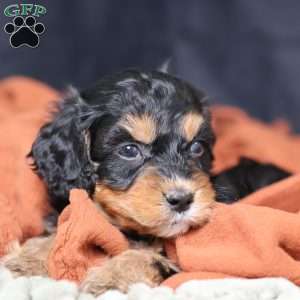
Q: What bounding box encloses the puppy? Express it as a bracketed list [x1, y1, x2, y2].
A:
[2, 69, 290, 295]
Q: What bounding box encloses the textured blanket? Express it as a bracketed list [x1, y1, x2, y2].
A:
[0, 266, 300, 300]
[1, 77, 300, 288]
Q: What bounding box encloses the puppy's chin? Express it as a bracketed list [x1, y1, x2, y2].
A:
[146, 201, 214, 238]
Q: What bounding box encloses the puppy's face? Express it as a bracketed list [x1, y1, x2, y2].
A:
[86, 70, 216, 237]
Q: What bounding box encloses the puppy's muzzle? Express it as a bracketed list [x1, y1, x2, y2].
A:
[164, 189, 194, 213]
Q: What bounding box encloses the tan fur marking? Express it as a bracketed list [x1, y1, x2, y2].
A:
[181, 112, 204, 142]
[119, 114, 157, 144]
[94, 167, 215, 237]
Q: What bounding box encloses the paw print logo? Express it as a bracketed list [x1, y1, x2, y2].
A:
[4, 16, 45, 48]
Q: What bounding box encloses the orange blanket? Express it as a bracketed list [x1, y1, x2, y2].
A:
[1, 76, 300, 288]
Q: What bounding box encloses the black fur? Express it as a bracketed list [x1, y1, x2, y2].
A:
[152, 260, 178, 279]
[30, 69, 290, 212]
[213, 157, 291, 203]
[30, 97, 101, 211]
[30, 69, 215, 212]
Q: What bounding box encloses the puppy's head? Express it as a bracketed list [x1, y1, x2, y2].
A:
[31, 70, 216, 237]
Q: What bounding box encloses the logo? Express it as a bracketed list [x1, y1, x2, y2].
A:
[3, 4, 46, 48]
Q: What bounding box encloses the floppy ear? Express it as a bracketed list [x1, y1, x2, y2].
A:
[30, 90, 101, 212]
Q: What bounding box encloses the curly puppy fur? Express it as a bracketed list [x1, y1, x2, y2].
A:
[30, 69, 216, 237]
[3, 69, 290, 295]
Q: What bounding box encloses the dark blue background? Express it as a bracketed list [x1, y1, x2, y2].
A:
[1, 1, 300, 131]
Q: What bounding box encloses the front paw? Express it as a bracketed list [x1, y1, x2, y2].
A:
[80, 249, 178, 296]
[2, 236, 53, 277]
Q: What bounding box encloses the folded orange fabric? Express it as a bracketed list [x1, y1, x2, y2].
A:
[1, 76, 300, 288]
[0, 77, 58, 256]
[164, 176, 300, 288]
[212, 105, 300, 174]
[48, 189, 129, 282]
[242, 172, 300, 212]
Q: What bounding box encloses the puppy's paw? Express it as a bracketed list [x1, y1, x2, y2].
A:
[2, 236, 53, 277]
[80, 249, 178, 296]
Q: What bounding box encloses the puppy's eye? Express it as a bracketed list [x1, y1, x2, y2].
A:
[118, 144, 141, 160]
[189, 141, 204, 157]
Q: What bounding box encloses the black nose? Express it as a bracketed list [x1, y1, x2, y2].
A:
[165, 190, 194, 212]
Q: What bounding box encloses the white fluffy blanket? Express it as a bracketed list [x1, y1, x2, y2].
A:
[0, 266, 299, 300]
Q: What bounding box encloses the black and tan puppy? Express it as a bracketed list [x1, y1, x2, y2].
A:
[2, 69, 290, 295]
[31, 69, 216, 236]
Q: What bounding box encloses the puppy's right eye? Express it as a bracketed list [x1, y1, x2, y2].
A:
[118, 144, 141, 160]
[189, 140, 204, 157]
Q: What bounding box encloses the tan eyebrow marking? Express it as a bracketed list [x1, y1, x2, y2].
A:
[119, 114, 157, 144]
[180, 112, 204, 142]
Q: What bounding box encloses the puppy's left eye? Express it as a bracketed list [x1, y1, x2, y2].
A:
[189, 141, 204, 157]
[118, 144, 141, 160]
